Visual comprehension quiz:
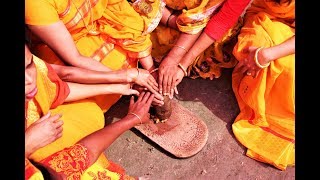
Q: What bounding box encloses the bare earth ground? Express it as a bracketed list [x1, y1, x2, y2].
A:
[104, 68, 295, 180]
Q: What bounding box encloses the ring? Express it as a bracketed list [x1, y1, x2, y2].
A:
[163, 93, 169, 96]
[246, 72, 252, 76]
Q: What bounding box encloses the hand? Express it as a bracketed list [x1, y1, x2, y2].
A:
[129, 68, 163, 102]
[115, 83, 140, 96]
[25, 112, 64, 157]
[127, 91, 154, 124]
[132, 84, 164, 106]
[158, 57, 179, 98]
[237, 46, 265, 78]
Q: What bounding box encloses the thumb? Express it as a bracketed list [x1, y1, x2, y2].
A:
[129, 89, 140, 96]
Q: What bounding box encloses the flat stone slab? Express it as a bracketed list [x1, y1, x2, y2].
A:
[134, 99, 209, 158]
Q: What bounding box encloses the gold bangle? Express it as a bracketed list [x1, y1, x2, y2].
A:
[128, 112, 142, 125]
[178, 63, 188, 77]
[149, 68, 159, 74]
[166, 13, 174, 27]
[254, 47, 270, 68]
[173, 45, 187, 52]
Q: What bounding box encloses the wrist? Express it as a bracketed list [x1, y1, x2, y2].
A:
[254, 47, 270, 68]
[177, 63, 188, 77]
[260, 48, 273, 64]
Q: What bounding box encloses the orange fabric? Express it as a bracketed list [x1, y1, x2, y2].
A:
[231, 0, 295, 170]
[41, 144, 135, 179]
[25, 0, 164, 112]
[25, 158, 45, 180]
[151, 0, 243, 80]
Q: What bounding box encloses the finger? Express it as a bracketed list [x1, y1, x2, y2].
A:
[54, 120, 64, 129]
[148, 76, 158, 87]
[166, 77, 173, 96]
[129, 89, 140, 96]
[141, 91, 151, 103]
[162, 74, 169, 94]
[35, 111, 52, 123]
[56, 131, 63, 139]
[49, 113, 63, 122]
[152, 99, 164, 106]
[146, 94, 155, 106]
[169, 88, 174, 99]
[137, 91, 146, 102]
[158, 72, 164, 94]
[174, 86, 179, 95]
[144, 83, 161, 99]
[56, 125, 63, 133]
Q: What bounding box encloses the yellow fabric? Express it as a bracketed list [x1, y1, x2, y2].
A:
[151, 0, 241, 80]
[231, 0, 295, 170]
[27, 57, 105, 162]
[26, 57, 132, 179]
[25, 0, 163, 112]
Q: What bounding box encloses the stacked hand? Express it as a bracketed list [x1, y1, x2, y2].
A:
[127, 91, 154, 124]
[158, 58, 181, 99]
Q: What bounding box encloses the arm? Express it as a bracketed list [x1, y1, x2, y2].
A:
[78, 92, 154, 165]
[237, 35, 295, 77]
[65, 83, 139, 102]
[51, 64, 163, 102]
[27, 21, 112, 72]
[259, 35, 295, 65]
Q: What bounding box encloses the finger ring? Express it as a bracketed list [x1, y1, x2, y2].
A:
[246, 72, 252, 76]
[163, 93, 169, 96]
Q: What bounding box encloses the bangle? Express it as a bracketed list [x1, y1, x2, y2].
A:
[178, 63, 188, 77]
[128, 112, 142, 125]
[173, 45, 187, 52]
[254, 47, 270, 68]
[149, 68, 159, 74]
[166, 13, 174, 27]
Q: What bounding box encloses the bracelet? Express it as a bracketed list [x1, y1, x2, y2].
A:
[149, 68, 159, 74]
[178, 63, 188, 77]
[254, 47, 270, 68]
[166, 13, 174, 27]
[173, 44, 187, 52]
[128, 112, 142, 125]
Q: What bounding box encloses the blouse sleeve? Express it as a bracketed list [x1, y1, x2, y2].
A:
[45, 62, 70, 109]
[204, 0, 252, 41]
[25, 0, 60, 25]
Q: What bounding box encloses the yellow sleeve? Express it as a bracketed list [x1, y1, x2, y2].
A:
[25, 0, 60, 25]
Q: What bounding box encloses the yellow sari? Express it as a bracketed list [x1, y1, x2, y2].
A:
[26, 56, 133, 179]
[25, 0, 165, 112]
[231, 0, 295, 170]
[151, 0, 242, 80]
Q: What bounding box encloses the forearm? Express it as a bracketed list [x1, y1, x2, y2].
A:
[261, 36, 295, 63]
[179, 32, 215, 68]
[204, 0, 252, 41]
[167, 32, 202, 64]
[139, 55, 156, 71]
[65, 83, 126, 102]
[78, 115, 140, 165]
[52, 65, 134, 84]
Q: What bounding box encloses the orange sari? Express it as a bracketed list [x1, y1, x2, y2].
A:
[25, 0, 165, 112]
[26, 56, 133, 179]
[231, 0, 295, 170]
[151, 0, 242, 80]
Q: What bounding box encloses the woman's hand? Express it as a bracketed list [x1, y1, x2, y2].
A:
[128, 68, 163, 102]
[25, 112, 64, 157]
[128, 91, 154, 124]
[158, 57, 179, 98]
[237, 46, 268, 78]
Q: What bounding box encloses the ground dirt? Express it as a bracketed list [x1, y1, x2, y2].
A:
[104, 68, 295, 180]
